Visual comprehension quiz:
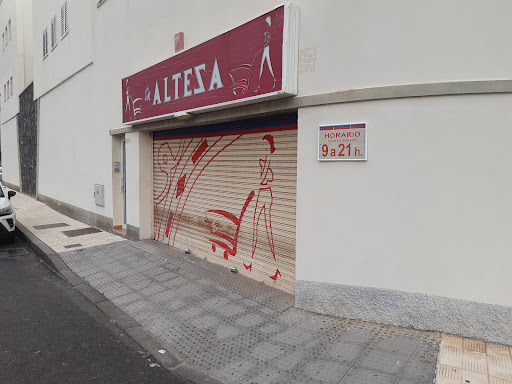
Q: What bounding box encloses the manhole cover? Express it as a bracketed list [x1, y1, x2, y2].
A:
[62, 227, 102, 237]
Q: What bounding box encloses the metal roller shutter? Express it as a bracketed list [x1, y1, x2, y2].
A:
[153, 114, 297, 293]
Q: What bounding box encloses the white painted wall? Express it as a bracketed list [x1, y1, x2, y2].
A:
[0, 116, 20, 186]
[38, 64, 114, 218]
[0, 0, 22, 123]
[32, 0, 94, 99]
[21, 0, 33, 88]
[124, 131, 153, 237]
[296, 94, 512, 308]
[297, 0, 512, 95]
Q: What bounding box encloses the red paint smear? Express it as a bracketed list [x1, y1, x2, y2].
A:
[164, 138, 205, 243]
[168, 136, 225, 246]
[270, 268, 281, 281]
[176, 174, 187, 198]
[263, 134, 275, 154]
[243, 262, 253, 271]
[165, 212, 173, 237]
[192, 139, 208, 164]
[206, 190, 255, 260]
[172, 135, 243, 246]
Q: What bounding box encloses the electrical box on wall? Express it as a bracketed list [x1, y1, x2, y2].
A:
[94, 184, 104, 206]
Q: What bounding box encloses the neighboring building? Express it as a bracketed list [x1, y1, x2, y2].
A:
[2, 0, 512, 344]
[0, 0, 34, 192]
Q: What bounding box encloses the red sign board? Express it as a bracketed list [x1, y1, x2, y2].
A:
[122, 4, 298, 125]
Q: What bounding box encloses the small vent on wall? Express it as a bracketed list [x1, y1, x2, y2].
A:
[42, 27, 48, 58]
[51, 15, 58, 49]
[61, 1, 69, 38]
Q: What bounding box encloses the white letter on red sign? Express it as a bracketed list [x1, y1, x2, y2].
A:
[193, 64, 206, 95]
[183, 69, 193, 98]
[208, 58, 223, 91]
[153, 81, 162, 105]
[172, 73, 182, 100]
[163, 77, 171, 103]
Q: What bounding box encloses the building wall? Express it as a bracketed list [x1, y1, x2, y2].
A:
[0, 116, 20, 186]
[38, 64, 113, 220]
[21, 0, 33, 88]
[32, 0, 94, 99]
[0, 0, 22, 123]
[297, 0, 512, 95]
[295, 94, 512, 343]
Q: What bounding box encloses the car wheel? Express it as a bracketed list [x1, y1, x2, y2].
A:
[8, 232, 15, 243]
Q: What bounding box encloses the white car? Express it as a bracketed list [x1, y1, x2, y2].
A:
[0, 183, 16, 242]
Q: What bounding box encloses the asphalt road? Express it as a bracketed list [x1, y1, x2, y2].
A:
[0, 234, 190, 384]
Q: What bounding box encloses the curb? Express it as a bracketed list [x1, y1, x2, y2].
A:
[15, 224, 226, 384]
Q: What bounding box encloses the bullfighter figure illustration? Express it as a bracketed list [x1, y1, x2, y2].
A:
[229, 15, 277, 95]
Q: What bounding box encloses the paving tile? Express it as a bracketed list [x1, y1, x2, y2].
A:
[489, 363, 512, 381]
[439, 344, 463, 368]
[490, 377, 512, 384]
[437, 364, 462, 381]
[214, 324, 241, 340]
[487, 344, 512, 360]
[355, 347, 409, 376]
[240, 366, 290, 384]
[397, 358, 438, 382]
[460, 370, 490, 384]
[340, 367, 395, 384]
[464, 338, 487, 354]
[235, 313, 266, 328]
[273, 326, 316, 347]
[323, 340, 367, 363]
[463, 349, 488, 375]
[294, 359, 351, 384]
[336, 327, 380, 345]
[373, 336, 419, 355]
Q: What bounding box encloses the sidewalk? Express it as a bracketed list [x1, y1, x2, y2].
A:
[10, 190, 512, 384]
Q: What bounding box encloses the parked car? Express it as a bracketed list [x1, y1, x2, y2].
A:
[0, 183, 16, 242]
[0, 167, 2, 182]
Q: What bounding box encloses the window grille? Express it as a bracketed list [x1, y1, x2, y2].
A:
[61, 1, 69, 38]
[43, 27, 48, 58]
[51, 15, 58, 49]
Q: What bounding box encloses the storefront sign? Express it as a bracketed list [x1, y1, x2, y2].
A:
[318, 123, 367, 161]
[122, 3, 298, 125]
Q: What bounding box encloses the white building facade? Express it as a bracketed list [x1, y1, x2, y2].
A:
[0, 0, 33, 186]
[2, 0, 512, 344]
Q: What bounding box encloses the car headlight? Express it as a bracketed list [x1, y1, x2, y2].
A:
[0, 206, 13, 216]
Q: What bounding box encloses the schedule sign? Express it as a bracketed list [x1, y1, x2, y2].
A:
[318, 123, 367, 161]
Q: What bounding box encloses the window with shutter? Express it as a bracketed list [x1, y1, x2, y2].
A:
[51, 15, 58, 49]
[43, 28, 48, 58]
[61, 1, 69, 38]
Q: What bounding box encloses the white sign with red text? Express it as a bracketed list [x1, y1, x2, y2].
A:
[318, 123, 367, 161]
